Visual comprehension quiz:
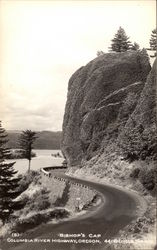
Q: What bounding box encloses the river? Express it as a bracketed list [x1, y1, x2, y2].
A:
[7, 149, 64, 175]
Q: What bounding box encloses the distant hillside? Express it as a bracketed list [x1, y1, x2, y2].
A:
[7, 130, 62, 149]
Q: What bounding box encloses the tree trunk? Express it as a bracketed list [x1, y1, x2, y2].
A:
[28, 160, 31, 172]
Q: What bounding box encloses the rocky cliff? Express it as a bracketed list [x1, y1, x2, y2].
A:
[61, 51, 153, 166]
[118, 58, 156, 161]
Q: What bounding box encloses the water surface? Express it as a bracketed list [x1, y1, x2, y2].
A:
[7, 149, 63, 175]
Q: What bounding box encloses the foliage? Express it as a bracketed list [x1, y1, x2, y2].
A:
[118, 92, 138, 120]
[96, 50, 105, 56]
[109, 26, 132, 52]
[16, 180, 50, 217]
[131, 42, 140, 51]
[15, 209, 69, 233]
[119, 124, 157, 162]
[17, 171, 40, 193]
[147, 28, 157, 57]
[7, 149, 36, 159]
[139, 167, 157, 191]
[130, 168, 140, 178]
[0, 121, 22, 224]
[140, 48, 150, 64]
[25, 187, 50, 212]
[129, 215, 155, 234]
[18, 130, 37, 172]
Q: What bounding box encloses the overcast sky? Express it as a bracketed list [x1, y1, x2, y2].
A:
[0, 0, 156, 131]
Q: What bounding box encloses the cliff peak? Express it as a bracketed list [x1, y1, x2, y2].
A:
[61, 51, 152, 166]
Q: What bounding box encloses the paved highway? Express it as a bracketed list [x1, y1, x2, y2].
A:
[1, 174, 144, 250]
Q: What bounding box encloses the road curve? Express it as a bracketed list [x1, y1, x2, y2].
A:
[1, 174, 144, 250]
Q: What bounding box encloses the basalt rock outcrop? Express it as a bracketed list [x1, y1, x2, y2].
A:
[117, 58, 156, 161]
[61, 51, 152, 166]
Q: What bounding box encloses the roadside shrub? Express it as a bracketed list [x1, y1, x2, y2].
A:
[20, 194, 30, 206]
[130, 167, 140, 178]
[30, 197, 50, 211]
[26, 187, 50, 212]
[139, 167, 156, 190]
[49, 208, 69, 219]
[15, 209, 70, 233]
[128, 216, 155, 234]
[17, 171, 40, 193]
[82, 194, 100, 210]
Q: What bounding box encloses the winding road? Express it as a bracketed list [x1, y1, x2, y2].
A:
[1, 174, 145, 250]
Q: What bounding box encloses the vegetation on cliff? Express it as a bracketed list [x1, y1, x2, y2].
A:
[118, 59, 156, 162]
[109, 26, 132, 52]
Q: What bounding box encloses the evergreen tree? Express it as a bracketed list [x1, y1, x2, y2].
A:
[131, 42, 140, 51]
[141, 48, 150, 64]
[18, 130, 37, 172]
[0, 121, 21, 224]
[96, 50, 105, 57]
[147, 29, 157, 57]
[110, 26, 132, 52]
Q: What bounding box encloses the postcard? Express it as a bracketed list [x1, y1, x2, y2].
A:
[0, 1, 156, 250]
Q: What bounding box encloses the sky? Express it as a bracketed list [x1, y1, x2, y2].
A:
[0, 0, 156, 131]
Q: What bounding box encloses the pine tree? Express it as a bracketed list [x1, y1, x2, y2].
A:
[0, 121, 22, 224]
[147, 29, 157, 57]
[131, 42, 140, 51]
[110, 26, 132, 52]
[18, 130, 37, 172]
[96, 50, 105, 57]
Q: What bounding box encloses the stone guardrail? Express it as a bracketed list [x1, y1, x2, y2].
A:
[40, 166, 98, 195]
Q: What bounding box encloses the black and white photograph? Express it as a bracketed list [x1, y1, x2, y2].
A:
[0, 1, 156, 250]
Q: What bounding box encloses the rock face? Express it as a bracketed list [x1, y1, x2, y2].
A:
[61, 51, 151, 166]
[118, 58, 157, 161]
